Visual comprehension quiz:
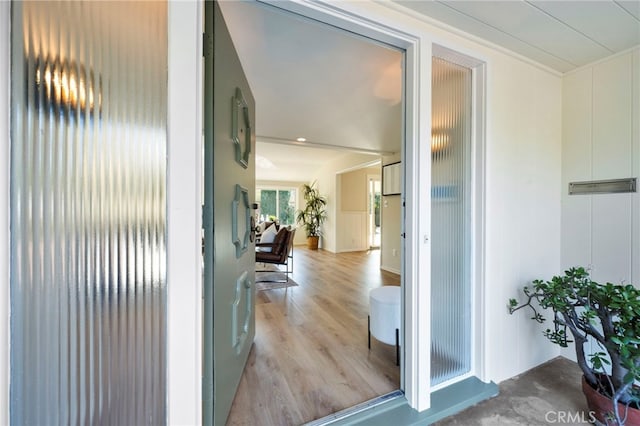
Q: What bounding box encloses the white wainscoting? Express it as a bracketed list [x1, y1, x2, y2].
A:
[338, 211, 368, 252]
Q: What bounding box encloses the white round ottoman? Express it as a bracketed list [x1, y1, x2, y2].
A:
[368, 285, 401, 365]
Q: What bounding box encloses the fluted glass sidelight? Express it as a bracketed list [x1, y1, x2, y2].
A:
[431, 57, 472, 386]
[10, 2, 168, 424]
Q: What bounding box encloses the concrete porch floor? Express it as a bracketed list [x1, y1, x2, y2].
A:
[435, 357, 589, 425]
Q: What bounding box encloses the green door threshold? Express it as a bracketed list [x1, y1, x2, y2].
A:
[310, 377, 498, 426]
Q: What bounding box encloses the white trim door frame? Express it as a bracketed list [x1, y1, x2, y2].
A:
[261, 0, 433, 411]
[167, 2, 203, 424]
[1, 2, 11, 423]
[429, 44, 488, 392]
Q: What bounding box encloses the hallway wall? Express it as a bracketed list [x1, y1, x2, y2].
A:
[313, 152, 380, 253]
[381, 154, 402, 274]
[337, 165, 381, 252]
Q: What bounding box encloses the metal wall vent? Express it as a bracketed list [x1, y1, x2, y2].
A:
[569, 178, 637, 195]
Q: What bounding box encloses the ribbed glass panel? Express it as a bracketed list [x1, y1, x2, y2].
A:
[10, 2, 167, 424]
[431, 57, 472, 386]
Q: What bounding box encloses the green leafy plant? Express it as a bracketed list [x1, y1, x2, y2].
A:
[509, 267, 640, 424]
[296, 181, 327, 238]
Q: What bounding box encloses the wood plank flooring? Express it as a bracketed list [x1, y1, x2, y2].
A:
[226, 247, 401, 426]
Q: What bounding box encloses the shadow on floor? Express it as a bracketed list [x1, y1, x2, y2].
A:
[435, 356, 590, 425]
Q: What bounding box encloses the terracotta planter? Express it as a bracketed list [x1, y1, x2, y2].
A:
[582, 375, 640, 425]
[307, 236, 319, 250]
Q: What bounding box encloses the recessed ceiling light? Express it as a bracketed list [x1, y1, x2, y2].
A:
[296, 137, 306, 142]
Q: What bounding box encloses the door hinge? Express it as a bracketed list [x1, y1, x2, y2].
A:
[203, 32, 213, 58]
[202, 204, 211, 229]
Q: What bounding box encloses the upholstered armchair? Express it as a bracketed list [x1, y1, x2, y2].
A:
[255, 227, 295, 281]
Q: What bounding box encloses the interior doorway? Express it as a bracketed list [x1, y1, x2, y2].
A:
[368, 175, 382, 249]
[218, 1, 406, 423]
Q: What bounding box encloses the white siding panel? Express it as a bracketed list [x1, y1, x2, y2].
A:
[561, 49, 640, 362]
[561, 196, 592, 269]
[561, 68, 593, 271]
[562, 50, 639, 289]
[483, 55, 562, 384]
[591, 194, 633, 284]
[561, 69, 592, 183]
[592, 54, 633, 179]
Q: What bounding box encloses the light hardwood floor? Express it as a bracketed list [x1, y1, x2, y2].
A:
[227, 247, 401, 425]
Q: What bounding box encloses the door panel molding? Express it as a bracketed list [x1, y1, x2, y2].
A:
[231, 271, 252, 354]
[232, 87, 252, 168]
[232, 184, 251, 258]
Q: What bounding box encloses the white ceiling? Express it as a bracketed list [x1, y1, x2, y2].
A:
[392, 0, 640, 73]
[220, 1, 640, 182]
[220, 1, 402, 182]
[255, 142, 362, 182]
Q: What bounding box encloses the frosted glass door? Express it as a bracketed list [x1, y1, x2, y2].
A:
[10, 2, 168, 424]
[431, 57, 472, 386]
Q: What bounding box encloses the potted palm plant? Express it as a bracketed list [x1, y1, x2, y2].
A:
[296, 181, 327, 250]
[509, 267, 640, 425]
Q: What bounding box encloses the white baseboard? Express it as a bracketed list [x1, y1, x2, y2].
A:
[338, 247, 369, 253]
[380, 265, 401, 275]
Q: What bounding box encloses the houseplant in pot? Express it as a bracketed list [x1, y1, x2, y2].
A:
[296, 181, 327, 250]
[509, 267, 640, 425]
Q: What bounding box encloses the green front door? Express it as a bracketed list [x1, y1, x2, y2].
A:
[203, 2, 256, 424]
